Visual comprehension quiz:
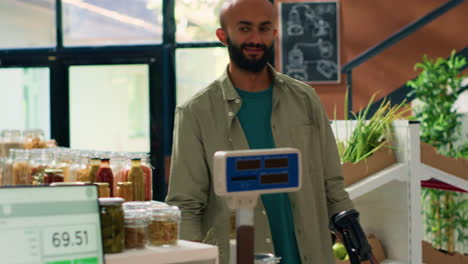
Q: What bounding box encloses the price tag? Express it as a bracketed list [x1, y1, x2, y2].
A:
[42, 224, 98, 256]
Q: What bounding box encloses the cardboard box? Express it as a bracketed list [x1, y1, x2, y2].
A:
[422, 240, 465, 264]
[334, 235, 386, 264]
[341, 142, 397, 187]
[420, 142, 468, 181]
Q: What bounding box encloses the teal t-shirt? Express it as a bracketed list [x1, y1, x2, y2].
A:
[235, 85, 301, 264]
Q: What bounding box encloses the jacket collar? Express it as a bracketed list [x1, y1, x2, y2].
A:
[218, 63, 284, 101]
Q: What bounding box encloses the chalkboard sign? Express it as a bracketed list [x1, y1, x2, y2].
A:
[276, 0, 340, 83]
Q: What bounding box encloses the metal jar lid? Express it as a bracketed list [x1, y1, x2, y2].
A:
[254, 253, 281, 264]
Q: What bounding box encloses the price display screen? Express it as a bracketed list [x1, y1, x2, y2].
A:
[0, 185, 104, 264]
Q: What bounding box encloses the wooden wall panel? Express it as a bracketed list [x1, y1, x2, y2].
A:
[309, 0, 468, 118]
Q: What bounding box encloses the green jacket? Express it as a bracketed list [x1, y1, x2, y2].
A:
[166, 65, 354, 264]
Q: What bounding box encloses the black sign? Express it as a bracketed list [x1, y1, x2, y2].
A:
[278, 1, 340, 83]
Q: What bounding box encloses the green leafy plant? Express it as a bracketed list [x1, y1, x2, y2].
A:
[335, 92, 411, 163]
[409, 50, 468, 254]
[407, 50, 467, 156]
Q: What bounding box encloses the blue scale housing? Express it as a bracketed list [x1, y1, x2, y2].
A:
[226, 152, 299, 192]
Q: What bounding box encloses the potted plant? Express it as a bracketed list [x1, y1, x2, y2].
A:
[408, 51, 468, 258]
[334, 92, 411, 186]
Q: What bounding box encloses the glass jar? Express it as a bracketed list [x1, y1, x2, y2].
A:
[69, 152, 89, 182]
[0, 157, 5, 186]
[2, 149, 15, 186]
[127, 158, 145, 201]
[23, 129, 46, 149]
[87, 157, 101, 183]
[95, 182, 110, 198]
[29, 149, 53, 185]
[116, 182, 134, 202]
[44, 168, 64, 184]
[123, 201, 151, 213]
[55, 149, 73, 182]
[96, 158, 114, 197]
[0, 130, 23, 158]
[124, 209, 148, 249]
[12, 149, 32, 185]
[148, 206, 180, 247]
[140, 153, 153, 201]
[99, 197, 125, 254]
[111, 153, 128, 195]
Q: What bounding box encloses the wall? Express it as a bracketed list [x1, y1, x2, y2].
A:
[310, 0, 468, 118]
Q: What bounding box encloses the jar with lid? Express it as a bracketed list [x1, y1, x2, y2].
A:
[140, 153, 153, 201]
[2, 149, 15, 186]
[124, 209, 148, 249]
[29, 149, 53, 185]
[0, 157, 5, 186]
[69, 152, 89, 182]
[111, 153, 128, 195]
[0, 130, 23, 158]
[87, 157, 101, 183]
[123, 153, 153, 201]
[55, 149, 73, 182]
[116, 182, 134, 202]
[127, 158, 145, 201]
[99, 197, 125, 254]
[23, 129, 46, 149]
[96, 158, 114, 197]
[43, 168, 64, 184]
[148, 206, 180, 247]
[123, 201, 150, 213]
[13, 149, 32, 185]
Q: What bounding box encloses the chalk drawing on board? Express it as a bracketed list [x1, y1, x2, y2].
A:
[286, 4, 334, 38]
[279, 1, 340, 83]
[285, 40, 337, 81]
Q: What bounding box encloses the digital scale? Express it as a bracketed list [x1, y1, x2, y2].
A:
[214, 148, 302, 264]
[0, 185, 104, 264]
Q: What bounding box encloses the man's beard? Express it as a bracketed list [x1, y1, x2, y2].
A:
[226, 37, 274, 73]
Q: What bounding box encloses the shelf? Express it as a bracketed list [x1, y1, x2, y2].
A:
[105, 240, 218, 264]
[345, 163, 408, 200]
[420, 163, 468, 191]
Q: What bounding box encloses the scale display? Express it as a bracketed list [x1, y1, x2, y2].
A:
[225, 152, 299, 192]
[0, 185, 104, 264]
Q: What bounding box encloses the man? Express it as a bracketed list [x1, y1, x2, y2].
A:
[166, 0, 354, 263]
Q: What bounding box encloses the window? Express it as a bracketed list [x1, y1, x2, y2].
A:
[62, 0, 163, 46]
[0, 68, 51, 138]
[176, 47, 229, 105]
[69, 64, 150, 152]
[0, 0, 56, 49]
[175, 0, 223, 43]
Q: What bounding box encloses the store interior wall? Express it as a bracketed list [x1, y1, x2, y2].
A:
[312, 0, 468, 119]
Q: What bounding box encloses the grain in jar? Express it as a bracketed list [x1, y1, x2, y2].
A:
[69, 152, 89, 182]
[124, 209, 148, 249]
[12, 149, 31, 185]
[99, 197, 125, 254]
[148, 206, 180, 247]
